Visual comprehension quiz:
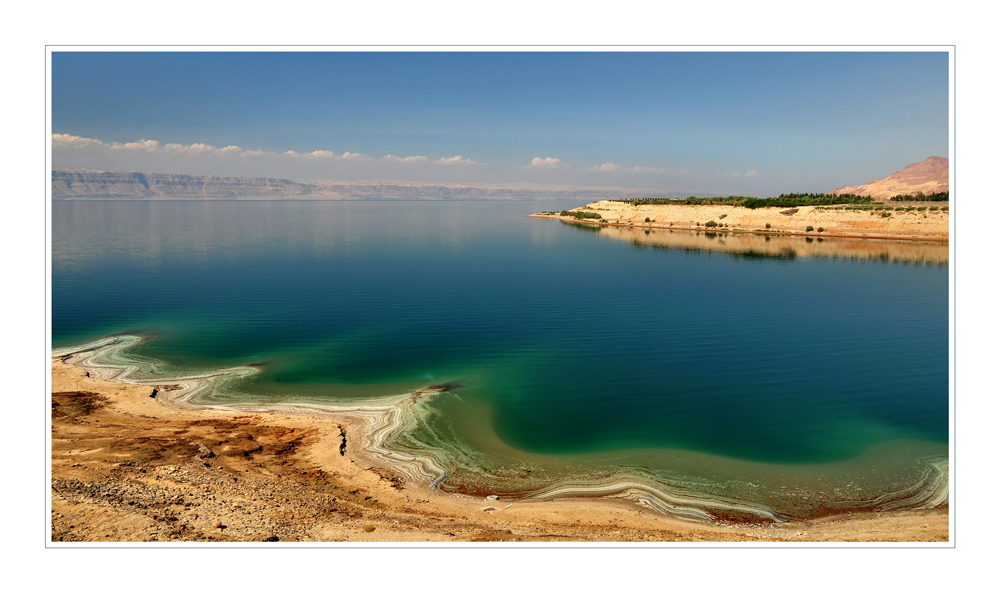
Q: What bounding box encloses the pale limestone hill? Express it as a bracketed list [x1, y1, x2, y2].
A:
[830, 156, 948, 200]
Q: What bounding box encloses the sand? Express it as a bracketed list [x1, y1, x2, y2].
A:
[532, 201, 949, 242]
[50, 359, 949, 544]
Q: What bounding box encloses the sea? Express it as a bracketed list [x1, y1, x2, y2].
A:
[51, 199, 950, 520]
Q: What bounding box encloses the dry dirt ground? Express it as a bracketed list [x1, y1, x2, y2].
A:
[50, 362, 948, 544]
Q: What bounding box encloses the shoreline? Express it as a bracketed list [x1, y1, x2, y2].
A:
[528, 201, 950, 243]
[528, 214, 948, 243]
[51, 338, 950, 543]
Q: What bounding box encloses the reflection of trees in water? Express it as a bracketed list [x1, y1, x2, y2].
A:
[635, 241, 799, 262]
[731, 248, 797, 261]
[590, 226, 948, 265]
[560, 220, 602, 233]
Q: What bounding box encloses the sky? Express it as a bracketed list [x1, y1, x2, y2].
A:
[51, 51, 949, 196]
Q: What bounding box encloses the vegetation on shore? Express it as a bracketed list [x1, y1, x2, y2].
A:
[612, 193, 876, 209]
[888, 191, 949, 202]
[559, 209, 603, 220]
[605, 191, 949, 209]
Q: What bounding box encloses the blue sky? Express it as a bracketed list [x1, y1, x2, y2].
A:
[51, 51, 949, 195]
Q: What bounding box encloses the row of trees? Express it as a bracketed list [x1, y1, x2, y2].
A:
[888, 192, 949, 202]
[613, 193, 875, 209]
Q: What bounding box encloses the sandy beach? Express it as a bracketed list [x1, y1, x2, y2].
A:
[531, 201, 950, 242]
[50, 355, 948, 544]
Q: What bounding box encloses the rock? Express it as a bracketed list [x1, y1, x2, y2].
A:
[212, 520, 223, 529]
[830, 156, 949, 200]
[485, 495, 500, 502]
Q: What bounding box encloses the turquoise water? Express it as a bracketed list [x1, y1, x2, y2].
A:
[52, 200, 949, 513]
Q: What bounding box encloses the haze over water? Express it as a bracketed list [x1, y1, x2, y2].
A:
[52, 200, 948, 516]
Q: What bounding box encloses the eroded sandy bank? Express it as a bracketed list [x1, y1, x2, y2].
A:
[531, 201, 949, 242]
[51, 339, 949, 543]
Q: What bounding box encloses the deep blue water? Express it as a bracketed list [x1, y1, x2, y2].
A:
[52, 200, 949, 465]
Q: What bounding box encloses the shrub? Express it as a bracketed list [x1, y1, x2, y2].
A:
[705, 220, 719, 228]
[817, 227, 824, 233]
[806, 225, 814, 232]
[560, 210, 603, 220]
[645, 217, 651, 223]
[765, 223, 771, 229]
[882, 211, 892, 218]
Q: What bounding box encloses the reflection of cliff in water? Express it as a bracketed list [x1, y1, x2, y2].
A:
[595, 225, 948, 264]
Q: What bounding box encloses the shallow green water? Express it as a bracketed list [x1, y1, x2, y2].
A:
[52, 200, 949, 507]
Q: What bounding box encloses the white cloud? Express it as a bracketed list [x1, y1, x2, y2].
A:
[530, 157, 561, 168]
[51, 135, 678, 180]
[437, 155, 480, 165]
[283, 149, 369, 160]
[587, 162, 664, 173]
[51, 135, 495, 170]
[52, 133, 111, 150]
[164, 142, 225, 154]
[716, 169, 759, 178]
[53, 134, 244, 156]
[384, 154, 429, 163]
[68, 134, 740, 185]
[54, 133, 493, 180]
[53, 136, 375, 161]
[112, 139, 161, 151]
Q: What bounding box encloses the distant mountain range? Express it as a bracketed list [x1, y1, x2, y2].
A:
[51, 160, 950, 202]
[50, 169, 714, 201]
[830, 156, 949, 200]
